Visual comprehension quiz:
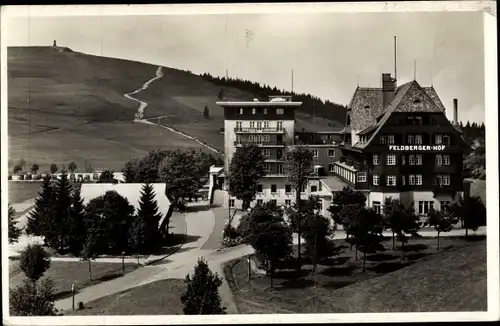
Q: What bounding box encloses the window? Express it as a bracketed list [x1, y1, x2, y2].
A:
[380, 136, 387, 144]
[271, 184, 277, 193]
[416, 174, 423, 185]
[301, 184, 307, 193]
[418, 201, 434, 215]
[318, 200, 323, 211]
[276, 108, 284, 115]
[328, 163, 335, 172]
[357, 172, 367, 183]
[264, 163, 271, 172]
[373, 154, 380, 165]
[236, 121, 242, 130]
[311, 185, 318, 192]
[415, 134, 423, 145]
[262, 149, 270, 156]
[239, 108, 243, 115]
[415, 116, 423, 125]
[386, 175, 397, 186]
[443, 174, 450, 185]
[434, 175, 443, 186]
[277, 164, 284, 174]
[264, 108, 268, 114]
[256, 121, 262, 130]
[409, 154, 416, 165]
[252, 108, 256, 114]
[401, 155, 406, 165]
[229, 199, 235, 208]
[407, 135, 415, 144]
[387, 135, 395, 144]
[443, 155, 451, 165]
[416, 154, 423, 165]
[264, 121, 270, 129]
[372, 201, 381, 215]
[386, 154, 396, 165]
[312, 150, 319, 157]
[257, 184, 263, 193]
[328, 149, 335, 157]
[250, 121, 255, 129]
[257, 199, 263, 206]
[285, 185, 292, 193]
[277, 121, 283, 130]
[409, 174, 416, 185]
[443, 135, 450, 145]
[270, 199, 277, 205]
[319, 182, 323, 191]
[402, 175, 406, 185]
[373, 174, 379, 186]
[285, 199, 291, 206]
[440, 201, 451, 210]
[436, 154, 443, 166]
[435, 134, 443, 145]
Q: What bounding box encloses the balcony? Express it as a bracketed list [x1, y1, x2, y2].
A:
[234, 141, 285, 147]
[432, 185, 456, 197]
[234, 127, 285, 134]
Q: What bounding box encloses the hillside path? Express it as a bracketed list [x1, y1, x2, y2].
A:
[123, 66, 221, 155]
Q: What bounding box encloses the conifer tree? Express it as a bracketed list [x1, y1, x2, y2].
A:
[134, 183, 163, 253]
[67, 186, 86, 256]
[181, 258, 226, 315]
[52, 170, 73, 252]
[8, 203, 22, 243]
[26, 176, 54, 237]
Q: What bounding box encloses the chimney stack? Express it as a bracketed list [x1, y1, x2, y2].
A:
[382, 73, 397, 109]
[453, 98, 458, 125]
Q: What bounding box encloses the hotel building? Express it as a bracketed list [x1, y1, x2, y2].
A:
[214, 74, 471, 218]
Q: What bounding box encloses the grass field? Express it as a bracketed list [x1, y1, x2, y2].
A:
[73, 279, 186, 315]
[224, 237, 486, 314]
[8, 182, 43, 204]
[8, 46, 340, 170]
[7, 47, 210, 172]
[9, 260, 137, 301]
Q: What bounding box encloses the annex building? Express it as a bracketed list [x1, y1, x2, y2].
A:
[214, 73, 471, 217]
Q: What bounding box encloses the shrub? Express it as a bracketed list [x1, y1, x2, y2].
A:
[19, 244, 51, 282]
[25, 174, 33, 180]
[18, 174, 25, 181]
[10, 278, 58, 316]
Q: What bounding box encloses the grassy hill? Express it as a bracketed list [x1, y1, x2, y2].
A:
[8, 46, 344, 173]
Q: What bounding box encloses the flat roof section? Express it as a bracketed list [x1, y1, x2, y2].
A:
[320, 176, 351, 193]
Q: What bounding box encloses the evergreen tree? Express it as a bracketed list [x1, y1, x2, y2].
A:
[26, 176, 54, 237]
[8, 203, 22, 243]
[52, 170, 73, 252]
[181, 258, 226, 314]
[66, 186, 86, 256]
[134, 183, 163, 253]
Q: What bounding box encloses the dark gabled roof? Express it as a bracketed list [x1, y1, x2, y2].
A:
[357, 124, 378, 136]
[423, 86, 446, 112]
[357, 80, 447, 149]
[347, 87, 384, 132]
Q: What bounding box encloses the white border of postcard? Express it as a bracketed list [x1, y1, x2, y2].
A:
[1, 1, 498, 324]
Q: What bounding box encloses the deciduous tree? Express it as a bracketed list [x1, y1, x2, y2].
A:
[228, 144, 265, 210]
[383, 198, 420, 259]
[349, 208, 385, 271]
[426, 208, 458, 249]
[449, 195, 486, 237]
[13, 164, 22, 174]
[181, 258, 226, 314]
[10, 278, 58, 316]
[68, 161, 77, 173]
[98, 170, 117, 183]
[50, 163, 58, 174]
[122, 149, 172, 183]
[31, 163, 40, 174]
[19, 244, 51, 283]
[284, 147, 314, 270]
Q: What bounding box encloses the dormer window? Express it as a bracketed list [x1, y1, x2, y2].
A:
[347, 114, 351, 126]
[364, 105, 370, 109]
[239, 108, 244, 115]
[413, 99, 421, 104]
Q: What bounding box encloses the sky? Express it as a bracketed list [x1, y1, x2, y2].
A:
[5, 11, 486, 124]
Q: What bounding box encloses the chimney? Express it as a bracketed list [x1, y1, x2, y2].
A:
[382, 73, 397, 109]
[453, 98, 458, 125]
[53, 40, 57, 47]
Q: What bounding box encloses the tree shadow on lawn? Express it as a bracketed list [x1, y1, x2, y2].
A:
[163, 233, 201, 247]
[321, 256, 351, 266]
[367, 261, 410, 274]
[273, 269, 311, 280]
[278, 278, 316, 290]
[395, 243, 429, 252]
[321, 279, 356, 290]
[184, 204, 211, 213]
[320, 265, 358, 277]
[465, 235, 486, 242]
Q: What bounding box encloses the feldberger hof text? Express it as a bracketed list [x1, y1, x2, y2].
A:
[389, 145, 447, 151]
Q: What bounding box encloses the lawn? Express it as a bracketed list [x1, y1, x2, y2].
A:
[224, 236, 486, 314]
[8, 181, 43, 204]
[9, 260, 138, 300]
[73, 279, 186, 315]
